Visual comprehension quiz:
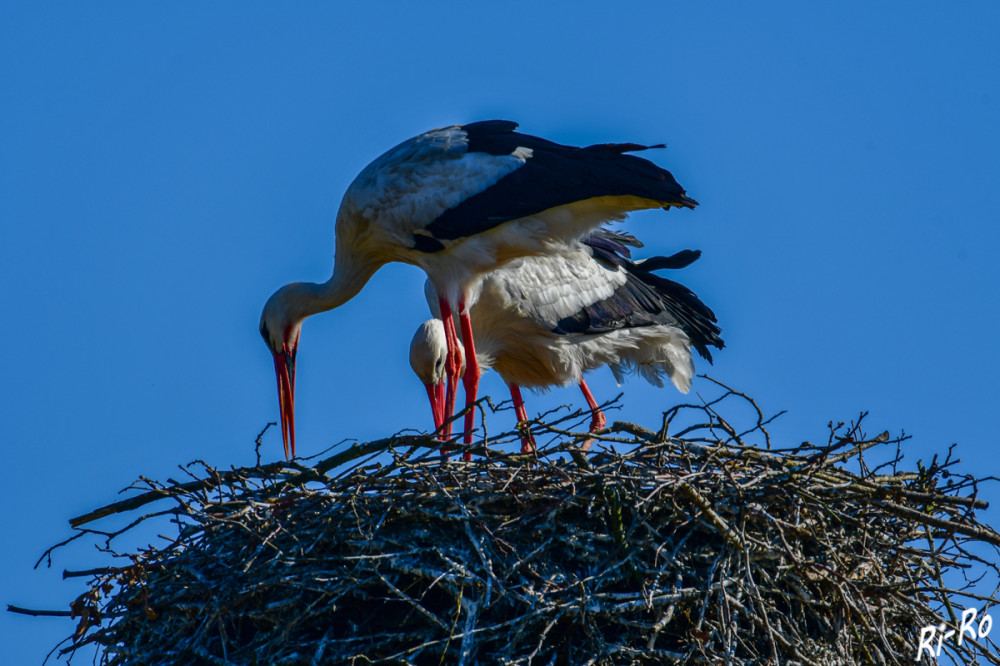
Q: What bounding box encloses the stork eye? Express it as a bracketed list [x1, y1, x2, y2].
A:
[434, 358, 444, 370]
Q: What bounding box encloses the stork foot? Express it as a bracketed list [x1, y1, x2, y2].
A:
[578, 379, 605, 452]
[581, 409, 606, 452]
[516, 424, 537, 454]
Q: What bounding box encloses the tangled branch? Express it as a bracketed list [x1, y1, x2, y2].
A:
[14, 382, 1000, 665]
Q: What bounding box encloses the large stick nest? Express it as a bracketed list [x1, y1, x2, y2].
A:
[25, 382, 1000, 664]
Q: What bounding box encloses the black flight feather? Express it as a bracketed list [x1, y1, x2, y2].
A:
[555, 237, 724, 362]
[634, 249, 702, 271]
[423, 121, 697, 244]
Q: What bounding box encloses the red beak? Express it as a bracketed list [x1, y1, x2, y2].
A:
[425, 381, 446, 434]
[273, 349, 296, 459]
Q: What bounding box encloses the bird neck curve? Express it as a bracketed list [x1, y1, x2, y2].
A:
[274, 252, 382, 329]
[316, 250, 382, 313]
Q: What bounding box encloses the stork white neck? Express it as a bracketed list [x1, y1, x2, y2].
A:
[261, 250, 382, 351]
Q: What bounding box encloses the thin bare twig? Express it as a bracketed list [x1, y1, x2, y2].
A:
[17, 383, 1000, 665]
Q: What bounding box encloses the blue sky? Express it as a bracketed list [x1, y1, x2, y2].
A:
[3, 2, 999, 661]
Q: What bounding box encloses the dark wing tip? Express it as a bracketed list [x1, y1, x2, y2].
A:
[582, 142, 666, 155]
[636, 249, 702, 271]
[461, 120, 519, 134]
[663, 194, 699, 210]
[635, 270, 724, 361]
[584, 229, 645, 260]
[607, 252, 725, 360]
[551, 250, 725, 362]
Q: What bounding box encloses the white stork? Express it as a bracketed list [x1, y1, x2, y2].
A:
[409, 231, 723, 453]
[260, 120, 696, 459]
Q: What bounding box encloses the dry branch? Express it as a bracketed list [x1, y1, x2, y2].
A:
[15, 383, 1000, 665]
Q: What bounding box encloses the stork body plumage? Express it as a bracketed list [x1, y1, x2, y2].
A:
[409, 232, 724, 452]
[261, 120, 696, 458]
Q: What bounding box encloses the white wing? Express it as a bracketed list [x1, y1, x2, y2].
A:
[481, 244, 627, 329]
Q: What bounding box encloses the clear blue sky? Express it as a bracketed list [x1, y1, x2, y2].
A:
[3, 2, 999, 661]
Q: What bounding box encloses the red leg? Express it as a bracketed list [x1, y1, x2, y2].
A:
[438, 298, 463, 454]
[458, 298, 480, 461]
[578, 378, 606, 452]
[509, 383, 536, 454]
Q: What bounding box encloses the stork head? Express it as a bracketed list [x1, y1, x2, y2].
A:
[259, 284, 307, 460]
[409, 319, 463, 432]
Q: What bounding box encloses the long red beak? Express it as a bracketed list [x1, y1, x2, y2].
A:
[425, 381, 446, 434]
[273, 349, 296, 459]
[427, 381, 449, 457]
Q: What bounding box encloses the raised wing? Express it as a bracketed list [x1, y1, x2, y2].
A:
[341, 121, 697, 253]
[426, 121, 697, 245]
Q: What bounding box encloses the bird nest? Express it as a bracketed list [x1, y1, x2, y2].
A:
[23, 381, 1000, 665]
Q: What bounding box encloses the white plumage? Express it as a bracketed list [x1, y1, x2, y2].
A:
[424, 248, 694, 392]
[260, 120, 697, 459]
[410, 234, 723, 452]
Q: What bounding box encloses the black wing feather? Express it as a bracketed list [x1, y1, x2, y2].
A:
[555, 240, 724, 362]
[583, 228, 644, 263]
[635, 249, 701, 271]
[424, 121, 697, 243]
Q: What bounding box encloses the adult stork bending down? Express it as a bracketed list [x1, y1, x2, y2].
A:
[409, 232, 724, 453]
[260, 120, 696, 459]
